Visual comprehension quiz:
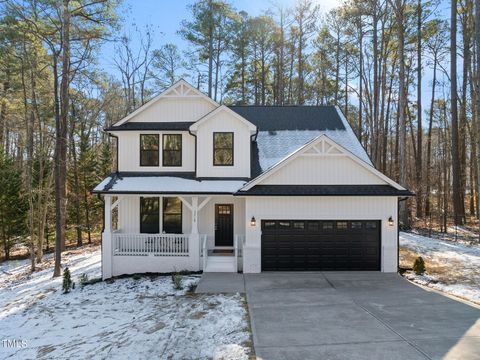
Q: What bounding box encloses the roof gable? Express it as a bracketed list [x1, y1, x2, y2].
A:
[189, 105, 257, 134]
[242, 134, 406, 191]
[112, 79, 218, 127]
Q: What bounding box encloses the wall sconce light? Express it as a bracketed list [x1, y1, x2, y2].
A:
[388, 216, 394, 226]
[250, 216, 256, 227]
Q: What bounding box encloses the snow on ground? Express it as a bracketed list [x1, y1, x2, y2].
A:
[0, 249, 252, 360]
[400, 231, 480, 305]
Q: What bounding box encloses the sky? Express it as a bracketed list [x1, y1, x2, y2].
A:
[100, 0, 343, 75]
[100, 0, 452, 116]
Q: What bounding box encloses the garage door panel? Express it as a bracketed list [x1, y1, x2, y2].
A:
[261, 220, 381, 271]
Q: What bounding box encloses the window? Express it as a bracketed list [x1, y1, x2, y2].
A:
[163, 197, 182, 233]
[293, 221, 305, 229]
[163, 134, 182, 167]
[213, 132, 233, 166]
[307, 221, 319, 231]
[322, 222, 334, 230]
[140, 134, 159, 166]
[264, 221, 276, 229]
[140, 197, 159, 233]
[351, 221, 363, 230]
[278, 221, 290, 228]
[217, 205, 231, 215]
[365, 221, 378, 229]
[336, 221, 348, 230]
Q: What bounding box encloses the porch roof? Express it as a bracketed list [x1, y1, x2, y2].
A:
[92, 173, 246, 195]
[236, 184, 414, 197]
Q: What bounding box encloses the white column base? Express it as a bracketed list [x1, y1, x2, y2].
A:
[102, 232, 112, 280]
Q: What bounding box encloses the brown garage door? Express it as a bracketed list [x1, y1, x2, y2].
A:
[261, 220, 381, 271]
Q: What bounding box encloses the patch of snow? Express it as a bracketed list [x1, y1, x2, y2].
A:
[93, 176, 246, 194]
[400, 231, 480, 304]
[0, 248, 252, 359]
[447, 226, 480, 238]
[256, 128, 372, 173]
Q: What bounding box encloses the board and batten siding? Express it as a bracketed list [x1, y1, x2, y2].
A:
[195, 110, 251, 178]
[112, 131, 195, 172]
[128, 97, 216, 123]
[260, 156, 387, 185]
[117, 195, 245, 247]
[117, 195, 190, 234]
[243, 196, 398, 273]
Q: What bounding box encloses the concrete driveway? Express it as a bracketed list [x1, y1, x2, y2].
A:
[244, 272, 480, 360]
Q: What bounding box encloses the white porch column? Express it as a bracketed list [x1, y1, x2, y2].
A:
[102, 195, 113, 280]
[191, 197, 199, 234]
[189, 196, 200, 270]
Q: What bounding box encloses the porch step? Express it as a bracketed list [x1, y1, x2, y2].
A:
[204, 256, 237, 273]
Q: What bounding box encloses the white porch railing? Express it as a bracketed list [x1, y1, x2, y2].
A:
[113, 233, 190, 256]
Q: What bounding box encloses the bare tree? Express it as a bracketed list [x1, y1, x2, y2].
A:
[450, 0, 463, 225]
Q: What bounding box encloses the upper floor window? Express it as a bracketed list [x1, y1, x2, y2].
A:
[213, 132, 233, 166]
[163, 134, 182, 167]
[140, 134, 159, 166]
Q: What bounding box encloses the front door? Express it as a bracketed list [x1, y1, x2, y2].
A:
[215, 204, 234, 246]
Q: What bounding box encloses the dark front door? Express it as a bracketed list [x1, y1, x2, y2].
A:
[215, 204, 234, 246]
[261, 220, 381, 271]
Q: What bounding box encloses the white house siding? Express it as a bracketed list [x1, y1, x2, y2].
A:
[113, 131, 196, 172]
[243, 196, 398, 273]
[195, 110, 251, 178]
[128, 97, 216, 123]
[117, 195, 191, 234]
[117, 195, 245, 247]
[260, 156, 387, 185]
[193, 196, 245, 248]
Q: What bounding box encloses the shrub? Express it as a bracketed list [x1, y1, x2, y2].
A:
[171, 273, 183, 290]
[62, 267, 75, 294]
[413, 257, 426, 275]
[79, 273, 89, 286]
[186, 282, 197, 293]
[132, 274, 141, 280]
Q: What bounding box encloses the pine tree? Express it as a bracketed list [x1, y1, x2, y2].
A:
[0, 151, 28, 260]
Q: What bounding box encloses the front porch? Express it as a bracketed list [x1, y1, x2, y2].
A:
[101, 194, 245, 279]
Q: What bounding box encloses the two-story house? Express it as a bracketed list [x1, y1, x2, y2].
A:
[93, 80, 412, 279]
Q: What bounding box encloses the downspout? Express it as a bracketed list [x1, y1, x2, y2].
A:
[108, 133, 119, 174]
[397, 196, 409, 273]
[188, 129, 197, 177]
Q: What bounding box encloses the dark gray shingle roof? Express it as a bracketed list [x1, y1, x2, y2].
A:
[105, 122, 195, 131]
[228, 105, 345, 131]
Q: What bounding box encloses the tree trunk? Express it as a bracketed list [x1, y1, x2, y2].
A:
[54, 0, 70, 277]
[396, 0, 408, 226]
[450, 0, 463, 225]
[425, 51, 437, 217]
[475, 0, 480, 220]
[358, 17, 363, 142]
[372, 5, 379, 166]
[207, 0, 214, 98]
[69, 105, 82, 247]
[416, 0, 423, 218]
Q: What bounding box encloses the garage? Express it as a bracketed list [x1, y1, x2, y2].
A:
[261, 220, 381, 271]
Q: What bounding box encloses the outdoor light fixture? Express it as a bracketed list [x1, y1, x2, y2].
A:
[388, 216, 394, 226]
[250, 216, 256, 227]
